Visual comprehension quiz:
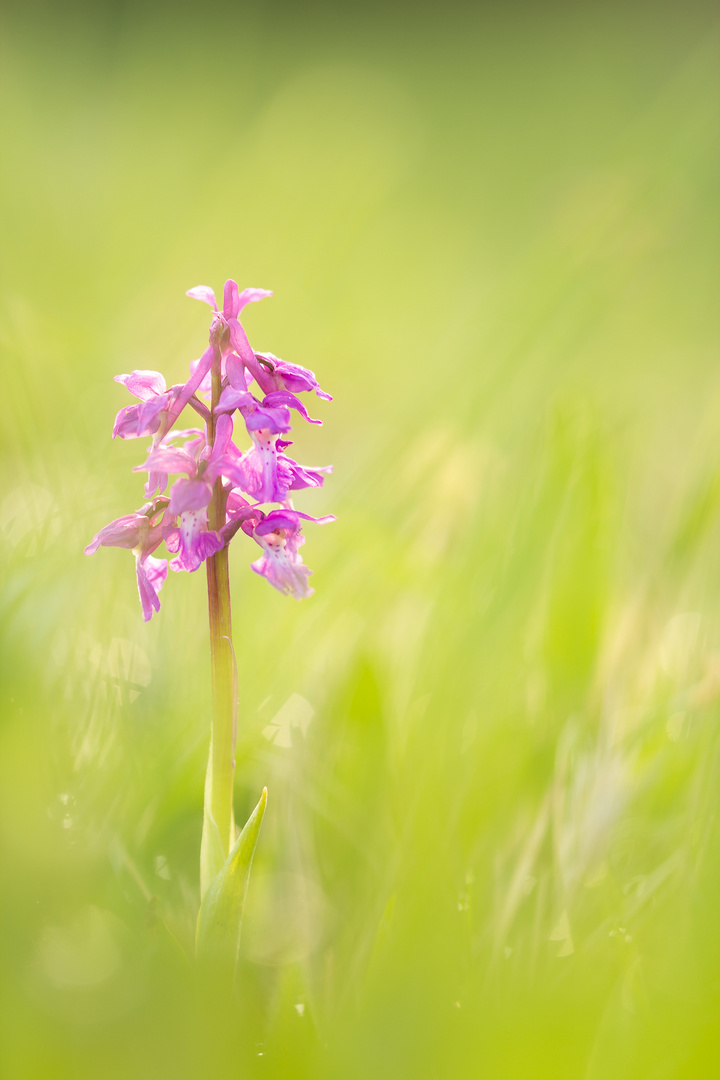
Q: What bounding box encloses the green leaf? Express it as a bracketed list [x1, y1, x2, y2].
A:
[199, 803, 226, 903]
[196, 787, 267, 969]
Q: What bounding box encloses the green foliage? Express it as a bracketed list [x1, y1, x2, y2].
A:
[0, 1, 719, 1077]
[196, 788, 267, 971]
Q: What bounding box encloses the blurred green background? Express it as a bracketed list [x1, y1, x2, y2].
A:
[1, 1, 719, 1076]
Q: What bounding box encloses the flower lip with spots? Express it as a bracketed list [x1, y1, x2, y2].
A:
[250, 508, 335, 600]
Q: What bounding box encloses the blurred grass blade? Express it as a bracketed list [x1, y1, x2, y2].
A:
[196, 788, 267, 968]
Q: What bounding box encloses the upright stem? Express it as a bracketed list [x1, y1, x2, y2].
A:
[201, 360, 236, 894]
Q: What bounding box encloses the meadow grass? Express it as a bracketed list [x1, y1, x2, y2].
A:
[0, 2, 718, 1077]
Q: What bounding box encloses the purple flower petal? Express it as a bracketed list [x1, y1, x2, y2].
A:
[263, 390, 322, 425]
[281, 457, 332, 491]
[166, 344, 218, 429]
[225, 353, 247, 390]
[145, 469, 167, 499]
[168, 477, 212, 515]
[112, 404, 144, 440]
[170, 509, 223, 573]
[251, 549, 313, 599]
[226, 318, 257, 366]
[215, 387, 255, 414]
[294, 511, 337, 525]
[136, 554, 167, 621]
[224, 431, 294, 503]
[220, 280, 273, 320]
[243, 404, 292, 435]
[255, 508, 335, 533]
[137, 391, 173, 430]
[247, 352, 331, 400]
[114, 370, 167, 401]
[223, 279, 240, 319]
[112, 387, 181, 441]
[84, 514, 145, 554]
[210, 413, 234, 458]
[220, 493, 263, 544]
[136, 445, 198, 479]
[186, 285, 218, 309]
[215, 387, 292, 435]
[250, 513, 314, 599]
[188, 355, 213, 396]
[236, 287, 273, 311]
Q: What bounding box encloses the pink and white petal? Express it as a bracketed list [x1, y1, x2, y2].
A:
[225, 353, 247, 390]
[166, 344, 217, 427]
[236, 287, 273, 312]
[293, 510, 337, 526]
[251, 543, 313, 600]
[136, 554, 167, 621]
[84, 514, 145, 555]
[144, 469, 168, 499]
[243, 401, 292, 435]
[215, 386, 255, 414]
[227, 318, 257, 365]
[113, 403, 142, 439]
[223, 279, 241, 320]
[170, 511, 221, 573]
[212, 412, 234, 458]
[226, 490, 254, 515]
[263, 390, 321, 425]
[164, 427, 204, 444]
[168, 477, 212, 515]
[143, 554, 168, 591]
[242, 354, 275, 396]
[170, 510, 204, 572]
[280, 360, 330, 399]
[137, 392, 172, 431]
[228, 434, 292, 503]
[284, 458, 332, 490]
[196, 530, 224, 561]
[136, 445, 198, 478]
[186, 285, 218, 309]
[203, 415, 234, 483]
[254, 509, 299, 536]
[189, 355, 213, 395]
[163, 525, 180, 552]
[114, 370, 167, 401]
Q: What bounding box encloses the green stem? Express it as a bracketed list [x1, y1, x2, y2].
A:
[200, 361, 236, 896]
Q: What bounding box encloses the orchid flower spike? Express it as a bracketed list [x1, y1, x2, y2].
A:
[85, 279, 334, 620]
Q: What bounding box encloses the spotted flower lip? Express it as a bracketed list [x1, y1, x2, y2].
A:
[86, 278, 333, 617]
[223, 430, 331, 505]
[250, 508, 335, 600]
[165, 510, 223, 573]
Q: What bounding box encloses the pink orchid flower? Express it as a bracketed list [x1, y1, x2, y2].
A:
[251, 509, 335, 600]
[85, 278, 333, 618]
[84, 500, 171, 620]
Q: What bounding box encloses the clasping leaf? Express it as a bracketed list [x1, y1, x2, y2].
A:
[196, 787, 267, 970]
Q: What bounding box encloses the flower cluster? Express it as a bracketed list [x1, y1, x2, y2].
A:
[85, 280, 333, 620]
